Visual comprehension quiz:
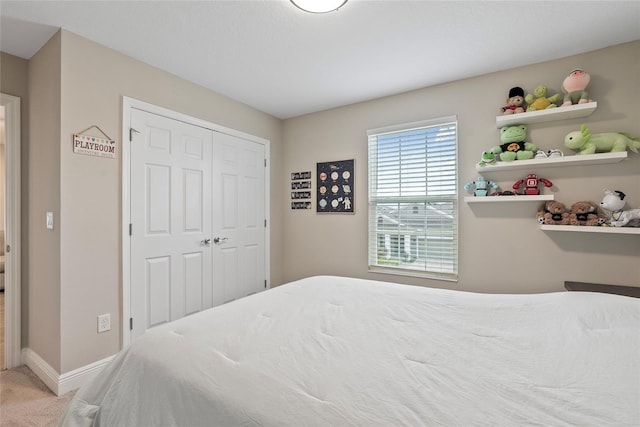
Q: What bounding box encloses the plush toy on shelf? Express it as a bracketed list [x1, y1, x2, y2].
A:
[599, 189, 640, 227]
[561, 68, 593, 106]
[525, 85, 560, 111]
[512, 173, 552, 195]
[478, 151, 497, 167]
[536, 200, 570, 225]
[569, 201, 602, 226]
[464, 176, 500, 196]
[564, 124, 640, 155]
[501, 86, 526, 115]
[490, 125, 537, 162]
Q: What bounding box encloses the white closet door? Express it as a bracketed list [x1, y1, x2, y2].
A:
[212, 132, 266, 305]
[130, 109, 213, 340]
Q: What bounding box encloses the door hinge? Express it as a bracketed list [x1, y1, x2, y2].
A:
[130, 317, 133, 330]
[264, 279, 267, 289]
[129, 128, 140, 141]
[264, 158, 267, 167]
[264, 219, 267, 228]
[129, 223, 133, 236]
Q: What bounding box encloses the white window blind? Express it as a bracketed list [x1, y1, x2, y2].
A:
[367, 117, 458, 281]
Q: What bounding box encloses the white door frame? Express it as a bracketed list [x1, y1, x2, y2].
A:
[121, 97, 270, 348]
[1, 93, 22, 369]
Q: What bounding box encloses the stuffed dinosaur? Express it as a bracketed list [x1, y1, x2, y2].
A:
[564, 125, 640, 155]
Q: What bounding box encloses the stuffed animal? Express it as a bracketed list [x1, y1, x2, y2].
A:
[525, 85, 559, 111]
[599, 189, 640, 227]
[501, 87, 526, 115]
[478, 151, 497, 167]
[564, 125, 640, 155]
[513, 174, 552, 195]
[561, 69, 593, 106]
[569, 201, 601, 226]
[490, 125, 537, 161]
[464, 176, 499, 196]
[537, 200, 570, 225]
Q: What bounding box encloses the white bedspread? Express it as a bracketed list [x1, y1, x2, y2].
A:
[62, 276, 640, 426]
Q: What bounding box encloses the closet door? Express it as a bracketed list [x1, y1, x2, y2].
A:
[212, 132, 267, 305]
[130, 109, 213, 340]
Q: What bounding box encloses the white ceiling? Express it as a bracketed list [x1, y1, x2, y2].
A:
[1, 1, 639, 119]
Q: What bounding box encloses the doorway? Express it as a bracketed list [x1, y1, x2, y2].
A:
[1, 93, 22, 370]
[122, 98, 270, 347]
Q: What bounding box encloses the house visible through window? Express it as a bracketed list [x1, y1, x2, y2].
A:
[367, 116, 458, 281]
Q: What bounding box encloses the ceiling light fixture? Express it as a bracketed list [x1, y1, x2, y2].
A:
[290, 0, 348, 14]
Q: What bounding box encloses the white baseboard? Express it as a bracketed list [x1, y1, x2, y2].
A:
[22, 348, 114, 396]
[22, 348, 59, 395]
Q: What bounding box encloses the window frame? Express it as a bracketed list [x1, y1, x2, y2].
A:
[367, 116, 458, 281]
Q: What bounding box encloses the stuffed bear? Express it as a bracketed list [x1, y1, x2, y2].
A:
[569, 201, 601, 226]
[537, 201, 569, 225]
[490, 125, 537, 161]
[525, 85, 560, 111]
[501, 87, 526, 115]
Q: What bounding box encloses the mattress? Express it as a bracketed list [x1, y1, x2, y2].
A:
[62, 276, 640, 426]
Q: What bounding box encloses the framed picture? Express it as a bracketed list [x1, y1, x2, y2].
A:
[317, 159, 354, 213]
[291, 170, 312, 210]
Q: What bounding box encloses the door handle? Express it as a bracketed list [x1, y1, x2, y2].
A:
[213, 237, 228, 244]
[201, 238, 211, 246]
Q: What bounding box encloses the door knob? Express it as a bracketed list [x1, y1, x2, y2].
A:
[213, 237, 228, 244]
[201, 238, 211, 246]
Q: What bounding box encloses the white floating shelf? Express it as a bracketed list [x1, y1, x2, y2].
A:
[475, 151, 627, 172]
[540, 224, 640, 235]
[496, 102, 597, 128]
[465, 195, 553, 203]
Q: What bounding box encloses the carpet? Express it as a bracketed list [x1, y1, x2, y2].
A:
[0, 365, 75, 426]
[1, 291, 5, 370]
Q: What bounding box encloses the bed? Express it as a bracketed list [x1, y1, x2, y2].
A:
[62, 276, 640, 426]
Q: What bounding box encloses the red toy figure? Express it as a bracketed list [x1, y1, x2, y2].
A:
[512, 174, 553, 195]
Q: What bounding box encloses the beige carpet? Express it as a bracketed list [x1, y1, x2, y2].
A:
[0, 365, 75, 426]
[1, 291, 5, 370]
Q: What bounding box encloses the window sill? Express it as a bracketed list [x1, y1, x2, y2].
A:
[368, 266, 458, 282]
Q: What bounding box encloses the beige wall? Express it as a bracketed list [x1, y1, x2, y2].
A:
[26, 32, 63, 371]
[0, 52, 30, 345]
[282, 40, 640, 293]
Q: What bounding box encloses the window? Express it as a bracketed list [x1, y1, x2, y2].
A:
[367, 117, 458, 281]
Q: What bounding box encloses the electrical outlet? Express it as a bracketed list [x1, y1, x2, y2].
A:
[98, 313, 111, 333]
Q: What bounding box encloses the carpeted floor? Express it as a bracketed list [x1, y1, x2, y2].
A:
[0, 365, 75, 426]
[1, 291, 5, 370]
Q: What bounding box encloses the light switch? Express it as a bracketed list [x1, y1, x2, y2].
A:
[46, 212, 54, 230]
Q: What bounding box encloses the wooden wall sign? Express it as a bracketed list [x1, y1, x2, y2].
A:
[73, 125, 116, 159]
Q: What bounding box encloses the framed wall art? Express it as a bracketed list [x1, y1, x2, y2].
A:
[291, 170, 312, 210]
[316, 159, 354, 213]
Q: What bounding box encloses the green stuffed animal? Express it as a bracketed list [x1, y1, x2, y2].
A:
[564, 124, 640, 155]
[478, 151, 497, 167]
[525, 85, 559, 111]
[491, 125, 537, 161]
[561, 69, 592, 106]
